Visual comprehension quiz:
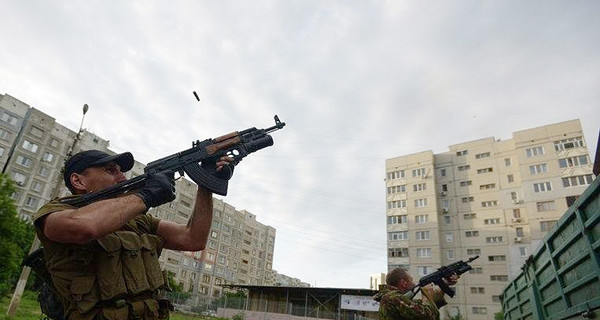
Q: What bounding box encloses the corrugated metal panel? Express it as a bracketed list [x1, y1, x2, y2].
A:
[503, 177, 600, 320]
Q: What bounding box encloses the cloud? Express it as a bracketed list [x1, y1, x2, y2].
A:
[1, 0, 599, 288]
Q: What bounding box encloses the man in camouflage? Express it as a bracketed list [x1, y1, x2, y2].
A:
[373, 268, 459, 320]
[33, 150, 232, 320]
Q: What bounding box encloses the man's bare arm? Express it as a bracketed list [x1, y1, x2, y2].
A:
[157, 187, 213, 251]
[42, 194, 147, 244]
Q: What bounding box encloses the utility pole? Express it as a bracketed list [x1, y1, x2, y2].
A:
[6, 104, 89, 317]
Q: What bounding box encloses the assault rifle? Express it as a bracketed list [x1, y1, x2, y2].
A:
[405, 255, 479, 299]
[62, 115, 285, 207]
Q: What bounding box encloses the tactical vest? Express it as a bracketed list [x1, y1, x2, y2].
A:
[51, 231, 170, 320]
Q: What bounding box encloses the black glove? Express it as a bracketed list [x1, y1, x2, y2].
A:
[135, 171, 176, 209]
[202, 156, 235, 180]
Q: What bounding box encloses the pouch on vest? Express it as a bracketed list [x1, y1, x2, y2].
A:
[70, 275, 99, 314]
[101, 306, 128, 320]
[117, 231, 151, 294]
[140, 234, 165, 290]
[97, 234, 127, 300]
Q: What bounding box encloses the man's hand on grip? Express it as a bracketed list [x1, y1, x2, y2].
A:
[135, 171, 176, 209]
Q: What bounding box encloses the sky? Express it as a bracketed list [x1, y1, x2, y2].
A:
[1, 1, 599, 289]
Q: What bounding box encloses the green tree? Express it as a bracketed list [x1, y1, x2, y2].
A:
[495, 311, 504, 320]
[0, 173, 34, 298]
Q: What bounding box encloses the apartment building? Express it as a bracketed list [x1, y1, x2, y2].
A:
[0, 93, 278, 298]
[385, 119, 594, 319]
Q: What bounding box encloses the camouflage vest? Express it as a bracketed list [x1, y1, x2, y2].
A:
[34, 196, 171, 320]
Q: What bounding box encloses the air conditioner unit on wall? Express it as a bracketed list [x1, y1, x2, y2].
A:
[440, 191, 447, 196]
[513, 199, 524, 204]
[511, 218, 522, 223]
[514, 237, 523, 243]
[442, 208, 449, 213]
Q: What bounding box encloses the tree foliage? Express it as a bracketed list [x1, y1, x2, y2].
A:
[0, 173, 35, 298]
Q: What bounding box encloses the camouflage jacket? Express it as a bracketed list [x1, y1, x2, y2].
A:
[373, 285, 440, 320]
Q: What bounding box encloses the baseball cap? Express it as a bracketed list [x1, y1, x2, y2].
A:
[63, 150, 134, 190]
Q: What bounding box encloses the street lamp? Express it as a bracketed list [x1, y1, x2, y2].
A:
[6, 103, 90, 317]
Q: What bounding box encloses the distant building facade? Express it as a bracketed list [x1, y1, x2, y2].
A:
[385, 119, 595, 319]
[0, 93, 296, 298]
[369, 273, 385, 290]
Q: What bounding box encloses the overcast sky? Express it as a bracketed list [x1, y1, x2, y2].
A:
[1, 1, 599, 289]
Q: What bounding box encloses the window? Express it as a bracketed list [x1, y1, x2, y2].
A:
[562, 174, 594, 187]
[25, 196, 38, 208]
[447, 250, 455, 260]
[529, 163, 548, 175]
[467, 249, 481, 255]
[554, 137, 585, 151]
[507, 174, 515, 183]
[465, 231, 479, 237]
[440, 169, 446, 177]
[413, 183, 426, 192]
[460, 180, 472, 187]
[516, 227, 524, 237]
[388, 231, 408, 241]
[415, 214, 428, 224]
[470, 287, 485, 294]
[38, 166, 50, 177]
[480, 183, 496, 190]
[475, 152, 490, 159]
[16, 155, 33, 167]
[493, 295, 502, 303]
[526, 146, 544, 157]
[456, 150, 468, 156]
[416, 231, 430, 241]
[0, 128, 9, 140]
[445, 232, 453, 242]
[30, 126, 44, 138]
[484, 218, 501, 225]
[387, 170, 405, 180]
[414, 198, 428, 208]
[470, 267, 483, 274]
[537, 201, 555, 212]
[477, 167, 493, 174]
[464, 213, 476, 219]
[388, 248, 409, 258]
[412, 168, 426, 177]
[540, 220, 557, 232]
[211, 231, 218, 238]
[387, 200, 407, 209]
[472, 307, 487, 314]
[488, 255, 506, 262]
[505, 158, 512, 166]
[31, 181, 44, 192]
[519, 247, 528, 257]
[1, 113, 19, 126]
[417, 266, 432, 276]
[22, 140, 39, 153]
[513, 209, 521, 218]
[457, 165, 470, 171]
[50, 138, 60, 148]
[533, 182, 552, 192]
[462, 196, 474, 203]
[486, 236, 503, 243]
[416, 248, 431, 258]
[443, 215, 451, 225]
[387, 185, 406, 194]
[490, 275, 509, 282]
[0, 146, 4, 157]
[388, 215, 408, 225]
[482, 200, 498, 207]
[559, 155, 589, 168]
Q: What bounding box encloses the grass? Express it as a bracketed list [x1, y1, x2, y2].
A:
[0, 291, 43, 320]
[0, 290, 221, 320]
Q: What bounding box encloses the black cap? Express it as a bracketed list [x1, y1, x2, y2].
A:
[63, 150, 134, 190]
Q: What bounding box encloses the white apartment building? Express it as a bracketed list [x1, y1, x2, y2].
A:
[0, 93, 280, 298]
[385, 119, 595, 320]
